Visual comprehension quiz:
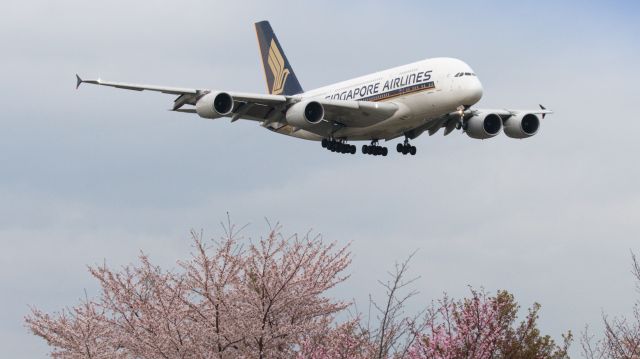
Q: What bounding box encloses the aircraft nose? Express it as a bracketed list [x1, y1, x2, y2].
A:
[464, 78, 483, 105]
[471, 78, 483, 102]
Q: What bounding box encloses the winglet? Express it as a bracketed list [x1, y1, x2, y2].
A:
[539, 104, 547, 119]
[76, 74, 83, 90]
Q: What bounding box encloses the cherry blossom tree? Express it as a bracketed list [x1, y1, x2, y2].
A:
[26, 222, 351, 358]
[26, 221, 572, 359]
[363, 252, 429, 358]
[407, 289, 572, 359]
[582, 251, 640, 359]
[297, 253, 571, 359]
[296, 319, 376, 359]
[27, 298, 117, 358]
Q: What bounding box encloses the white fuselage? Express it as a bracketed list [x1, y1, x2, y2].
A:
[286, 57, 483, 141]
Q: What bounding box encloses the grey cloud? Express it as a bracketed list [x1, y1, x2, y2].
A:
[1, 0, 639, 357]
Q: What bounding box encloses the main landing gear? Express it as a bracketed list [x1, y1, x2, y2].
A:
[397, 138, 417, 156]
[322, 138, 356, 154]
[362, 140, 388, 156]
[322, 138, 416, 157]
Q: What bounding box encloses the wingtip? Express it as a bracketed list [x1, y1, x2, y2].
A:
[540, 104, 548, 119]
[75, 74, 83, 90]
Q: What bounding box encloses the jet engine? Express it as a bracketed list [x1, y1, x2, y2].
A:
[503, 113, 540, 139]
[195, 92, 234, 119]
[464, 112, 502, 139]
[285, 100, 324, 128]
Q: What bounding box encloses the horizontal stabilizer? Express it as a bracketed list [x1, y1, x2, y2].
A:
[75, 74, 83, 89]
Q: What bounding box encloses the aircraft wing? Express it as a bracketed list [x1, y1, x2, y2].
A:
[76, 75, 290, 122]
[76, 75, 198, 95]
[76, 75, 399, 128]
[404, 105, 553, 138]
[471, 105, 554, 119]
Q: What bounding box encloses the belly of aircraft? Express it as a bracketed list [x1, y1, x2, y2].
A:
[275, 90, 459, 142]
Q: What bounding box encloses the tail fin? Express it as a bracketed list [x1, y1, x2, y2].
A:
[255, 21, 303, 96]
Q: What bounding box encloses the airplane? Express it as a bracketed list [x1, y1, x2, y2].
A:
[76, 20, 552, 157]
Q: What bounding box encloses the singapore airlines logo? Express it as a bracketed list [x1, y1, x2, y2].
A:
[268, 39, 290, 95]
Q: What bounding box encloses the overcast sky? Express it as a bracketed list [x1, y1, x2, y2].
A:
[2, 0, 640, 357]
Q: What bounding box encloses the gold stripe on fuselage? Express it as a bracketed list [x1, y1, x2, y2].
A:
[368, 85, 435, 102]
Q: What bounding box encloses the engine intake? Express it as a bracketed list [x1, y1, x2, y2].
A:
[504, 113, 540, 138]
[195, 92, 234, 119]
[465, 112, 502, 139]
[285, 101, 325, 128]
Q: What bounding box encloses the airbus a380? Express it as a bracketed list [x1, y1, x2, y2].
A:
[76, 21, 551, 157]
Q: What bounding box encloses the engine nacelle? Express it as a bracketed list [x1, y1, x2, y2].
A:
[503, 113, 540, 139]
[464, 112, 503, 139]
[285, 101, 324, 128]
[195, 92, 234, 119]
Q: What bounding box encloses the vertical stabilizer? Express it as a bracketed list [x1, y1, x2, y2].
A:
[255, 21, 303, 96]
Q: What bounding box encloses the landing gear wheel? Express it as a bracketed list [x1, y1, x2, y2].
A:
[399, 136, 417, 156]
[324, 139, 358, 155]
[362, 141, 387, 157]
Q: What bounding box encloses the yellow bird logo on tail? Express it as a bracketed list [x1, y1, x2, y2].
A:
[267, 39, 290, 95]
